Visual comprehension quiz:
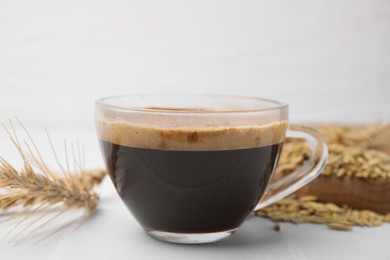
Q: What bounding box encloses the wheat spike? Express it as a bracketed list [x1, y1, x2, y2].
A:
[0, 122, 105, 213]
[0, 159, 100, 212]
[0, 120, 107, 243]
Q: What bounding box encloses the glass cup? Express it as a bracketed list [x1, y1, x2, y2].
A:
[95, 94, 328, 244]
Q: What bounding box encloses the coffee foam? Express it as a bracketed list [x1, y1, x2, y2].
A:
[98, 119, 287, 151]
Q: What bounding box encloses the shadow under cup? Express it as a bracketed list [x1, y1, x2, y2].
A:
[95, 95, 289, 244]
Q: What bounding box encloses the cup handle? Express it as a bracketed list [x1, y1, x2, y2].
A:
[254, 124, 328, 211]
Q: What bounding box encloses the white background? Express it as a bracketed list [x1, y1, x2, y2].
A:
[1, 0, 390, 129]
[0, 1, 390, 259]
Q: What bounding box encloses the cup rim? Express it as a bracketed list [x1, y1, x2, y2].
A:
[95, 94, 288, 114]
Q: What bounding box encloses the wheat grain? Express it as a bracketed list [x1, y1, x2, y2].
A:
[259, 124, 390, 230]
[277, 143, 390, 179]
[255, 195, 390, 231]
[316, 124, 387, 148]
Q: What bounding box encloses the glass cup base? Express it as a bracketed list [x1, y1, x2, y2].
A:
[146, 229, 238, 244]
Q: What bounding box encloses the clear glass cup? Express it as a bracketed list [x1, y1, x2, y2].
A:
[95, 94, 328, 244]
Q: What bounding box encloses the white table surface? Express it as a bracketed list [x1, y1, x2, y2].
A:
[0, 127, 388, 260]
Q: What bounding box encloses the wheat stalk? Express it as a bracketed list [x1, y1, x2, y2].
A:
[0, 119, 107, 243]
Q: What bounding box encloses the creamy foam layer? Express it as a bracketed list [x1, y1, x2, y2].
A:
[98, 120, 287, 151]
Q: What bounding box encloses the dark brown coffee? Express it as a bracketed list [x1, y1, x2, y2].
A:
[98, 120, 286, 233]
